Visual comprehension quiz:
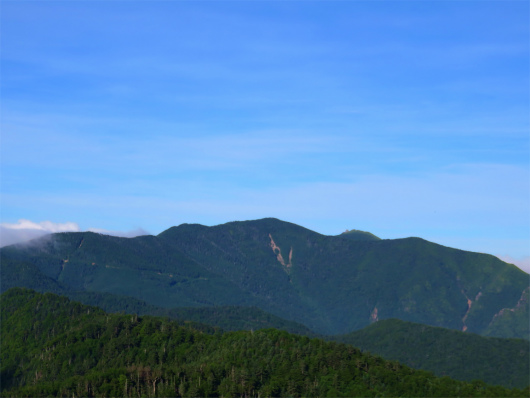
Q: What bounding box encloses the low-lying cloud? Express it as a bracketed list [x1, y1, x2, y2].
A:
[0, 219, 148, 247]
[0, 219, 81, 247]
[1, 219, 81, 233]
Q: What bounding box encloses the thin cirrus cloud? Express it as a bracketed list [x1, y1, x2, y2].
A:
[1, 115, 346, 174]
[4, 107, 523, 181]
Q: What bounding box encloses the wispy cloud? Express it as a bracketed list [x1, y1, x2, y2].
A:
[1, 219, 80, 233]
[1, 113, 348, 174]
[0, 219, 80, 247]
[0, 219, 148, 247]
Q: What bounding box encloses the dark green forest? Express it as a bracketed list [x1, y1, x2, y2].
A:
[0, 253, 316, 336]
[1, 288, 529, 398]
[332, 318, 529, 388]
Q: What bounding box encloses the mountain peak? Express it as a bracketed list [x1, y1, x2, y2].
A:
[339, 229, 381, 241]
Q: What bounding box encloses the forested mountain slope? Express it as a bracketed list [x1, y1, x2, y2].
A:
[1, 288, 527, 398]
[1, 218, 528, 336]
[482, 287, 529, 339]
[0, 252, 315, 336]
[332, 318, 529, 389]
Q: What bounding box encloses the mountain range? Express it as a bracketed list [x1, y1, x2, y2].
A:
[1, 217, 528, 338]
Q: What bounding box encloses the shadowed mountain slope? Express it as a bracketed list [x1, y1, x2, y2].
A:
[0, 252, 314, 336]
[482, 287, 529, 339]
[332, 318, 529, 389]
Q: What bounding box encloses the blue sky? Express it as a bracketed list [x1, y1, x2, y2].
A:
[1, 1, 529, 271]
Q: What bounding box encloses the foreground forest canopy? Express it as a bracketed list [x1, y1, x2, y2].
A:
[1, 288, 528, 398]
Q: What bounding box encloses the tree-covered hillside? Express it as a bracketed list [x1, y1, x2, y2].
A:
[1, 288, 528, 398]
[0, 251, 317, 336]
[332, 318, 530, 389]
[482, 287, 529, 340]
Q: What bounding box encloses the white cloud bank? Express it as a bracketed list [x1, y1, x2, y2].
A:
[1, 219, 81, 232]
[0, 219, 148, 247]
[0, 219, 81, 247]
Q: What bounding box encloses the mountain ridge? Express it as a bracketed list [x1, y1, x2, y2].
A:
[1, 217, 527, 337]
